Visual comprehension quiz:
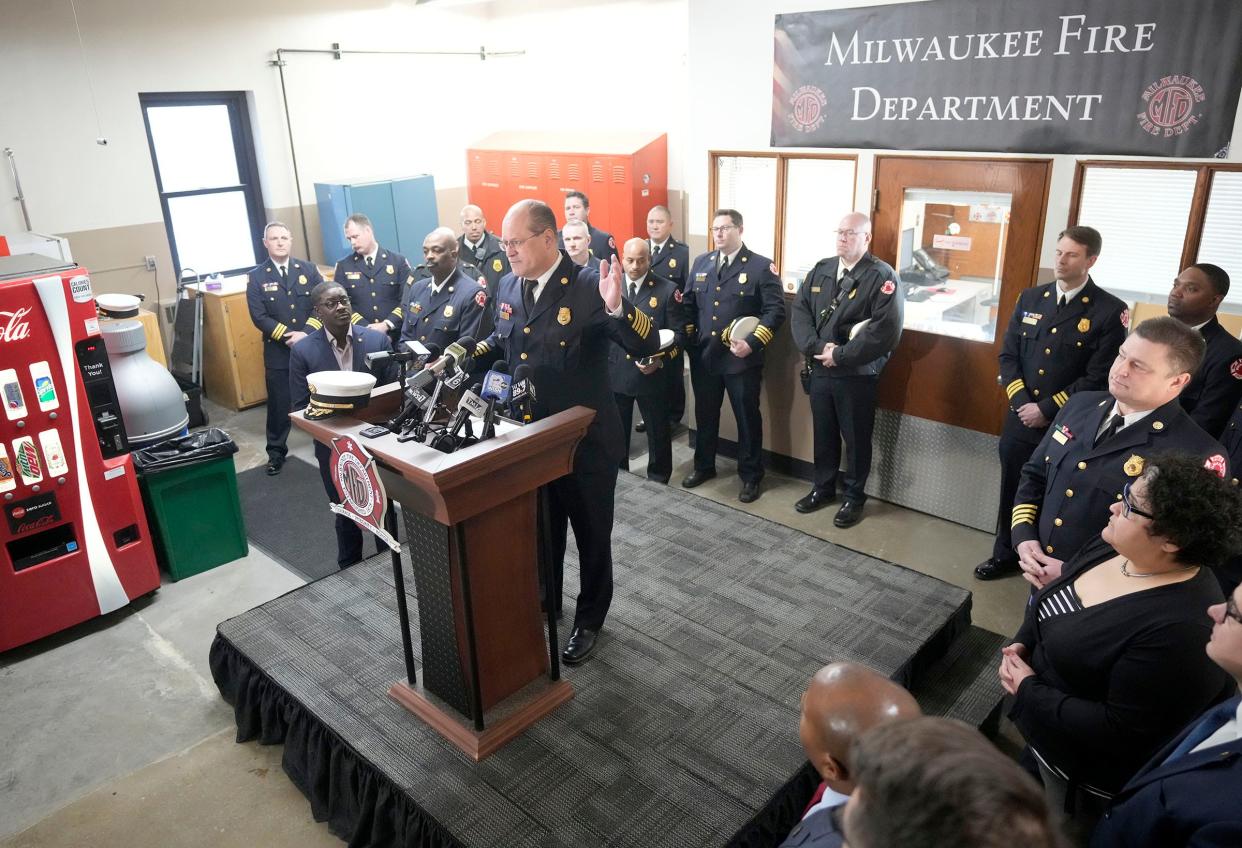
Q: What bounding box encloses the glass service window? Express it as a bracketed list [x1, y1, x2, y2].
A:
[896, 188, 1011, 343]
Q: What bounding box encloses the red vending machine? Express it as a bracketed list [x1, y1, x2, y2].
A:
[0, 255, 160, 652]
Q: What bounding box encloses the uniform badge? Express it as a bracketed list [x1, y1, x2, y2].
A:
[1120, 308, 1130, 329]
[478, 276, 487, 288]
[474, 290, 487, 308]
[810, 287, 821, 293]
[1230, 358, 1242, 380]
[739, 273, 748, 284]
[561, 277, 569, 285]
[499, 302, 513, 320]
[649, 296, 659, 308]
[492, 258, 503, 272]
[770, 262, 778, 274]
[696, 272, 707, 282]
[346, 272, 361, 280]
[881, 280, 896, 295]
[299, 274, 308, 285]
[1051, 424, 1073, 444]
[1124, 455, 1144, 477]
[1205, 454, 1227, 478]
[849, 288, 858, 299]
[557, 307, 572, 325]
[443, 305, 454, 318]
[673, 289, 683, 303]
[1077, 318, 1091, 333]
[412, 303, 423, 314]
[669, 258, 677, 268]
[386, 264, 395, 275]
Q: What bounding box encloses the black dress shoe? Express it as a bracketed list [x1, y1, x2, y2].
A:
[681, 469, 717, 488]
[794, 489, 835, 514]
[833, 501, 864, 528]
[562, 627, 599, 664]
[739, 481, 761, 503]
[635, 420, 647, 433]
[974, 558, 1021, 581]
[265, 456, 285, 476]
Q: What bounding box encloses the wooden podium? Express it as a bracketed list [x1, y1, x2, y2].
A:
[292, 387, 594, 760]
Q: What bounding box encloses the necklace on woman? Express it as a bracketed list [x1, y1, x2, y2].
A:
[1120, 559, 1197, 578]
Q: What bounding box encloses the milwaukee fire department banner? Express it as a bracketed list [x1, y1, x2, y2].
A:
[772, 0, 1242, 156]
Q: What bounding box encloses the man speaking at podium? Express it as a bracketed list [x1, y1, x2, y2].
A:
[473, 199, 659, 665]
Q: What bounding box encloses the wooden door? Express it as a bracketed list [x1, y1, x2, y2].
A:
[872, 156, 1052, 435]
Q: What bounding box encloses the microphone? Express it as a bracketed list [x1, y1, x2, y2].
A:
[430, 335, 476, 390]
[366, 339, 438, 368]
[478, 360, 511, 440]
[509, 363, 536, 424]
[430, 383, 487, 452]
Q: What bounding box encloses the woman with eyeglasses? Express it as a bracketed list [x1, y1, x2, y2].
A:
[998, 454, 1242, 839]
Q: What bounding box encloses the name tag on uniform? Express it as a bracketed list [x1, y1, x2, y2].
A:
[346, 272, 361, 280]
[695, 272, 707, 282]
[1051, 424, 1074, 444]
[1022, 312, 1042, 325]
[810, 286, 821, 293]
[263, 282, 279, 292]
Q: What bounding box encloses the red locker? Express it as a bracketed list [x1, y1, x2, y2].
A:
[466, 132, 668, 244]
[0, 256, 160, 652]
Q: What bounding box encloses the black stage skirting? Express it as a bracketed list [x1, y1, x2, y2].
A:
[211, 472, 990, 847]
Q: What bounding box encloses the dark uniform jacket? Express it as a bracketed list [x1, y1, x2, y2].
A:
[333, 247, 413, 328]
[474, 252, 659, 471]
[558, 224, 616, 260]
[1180, 316, 1242, 439]
[649, 237, 690, 292]
[246, 258, 324, 370]
[790, 253, 904, 378]
[399, 267, 488, 350]
[777, 803, 845, 848]
[1011, 391, 1229, 559]
[1091, 695, 1242, 848]
[683, 245, 786, 376]
[458, 232, 510, 293]
[288, 326, 395, 411]
[608, 272, 686, 397]
[1223, 400, 1242, 486]
[1000, 278, 1128, 422]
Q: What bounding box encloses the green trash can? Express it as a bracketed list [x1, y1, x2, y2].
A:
[134, 428, 248, 581]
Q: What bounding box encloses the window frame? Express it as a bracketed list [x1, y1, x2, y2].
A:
[708, 150, 859, 285]
[139, 90, 267, 280]
[1068, 160, 1242, 271]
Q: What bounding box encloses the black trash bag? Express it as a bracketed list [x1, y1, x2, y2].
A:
[133, 427, 238, 473]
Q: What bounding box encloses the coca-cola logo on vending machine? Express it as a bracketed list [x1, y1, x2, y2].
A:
[0, 308, 32, 343]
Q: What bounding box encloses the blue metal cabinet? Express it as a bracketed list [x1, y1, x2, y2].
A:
[315, 175, 438, 264]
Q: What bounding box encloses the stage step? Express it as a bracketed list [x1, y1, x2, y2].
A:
[910, 624, 1007, 737]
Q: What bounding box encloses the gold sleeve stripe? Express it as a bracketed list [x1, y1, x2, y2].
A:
[754, 325, 774, 345]
[1005, 379, 1025, 400]
[1053, 391, 1070, 408]
[390, 306, 403, 319]
[306, 317, 323, 330]
[473, 341, 491, 357]
[686, 324, 697, 334]
[630, 310, 652, 339]
[272, 322, 287, 341]
[350, 313, 363, 325]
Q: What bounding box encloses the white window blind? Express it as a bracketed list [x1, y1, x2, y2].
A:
[781, 158, 856, 292]
[1076, 167, 1197, 303]
[1197, 172, 1242, 306]
[715, 157, 777, 261]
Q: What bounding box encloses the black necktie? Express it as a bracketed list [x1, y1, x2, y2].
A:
[1095, 413, 1124, 447]
[280, 265, 288, 286]
[718, 256, 728, 275]
[522, 278, 536, 314]
[1057, 294, 1066, 310]
[653, 243, 662, 259]
[366, 256, 374, 272]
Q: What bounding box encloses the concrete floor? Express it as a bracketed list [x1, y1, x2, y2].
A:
[0, 397, 1030, 847]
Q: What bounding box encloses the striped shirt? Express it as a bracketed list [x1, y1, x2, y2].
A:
[1038, 583, 1085, 620]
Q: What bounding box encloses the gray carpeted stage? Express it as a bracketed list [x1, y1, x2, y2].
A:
[213, 465, 1001, 848]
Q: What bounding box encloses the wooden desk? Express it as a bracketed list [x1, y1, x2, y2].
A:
[186, 279, 266, 411]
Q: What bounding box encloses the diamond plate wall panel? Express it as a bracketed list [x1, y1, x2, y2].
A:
[865, 411, 1001, 532]
[401, 508, 470, 714]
